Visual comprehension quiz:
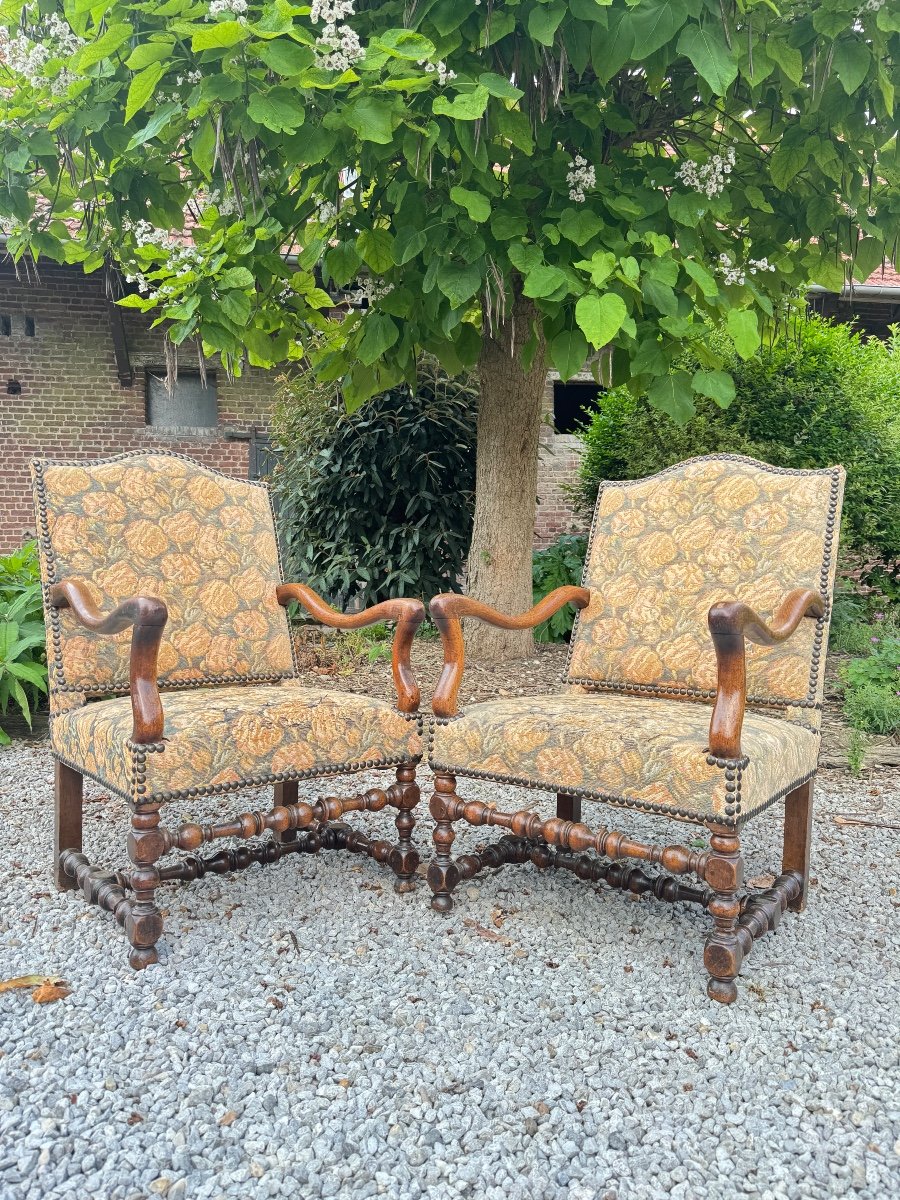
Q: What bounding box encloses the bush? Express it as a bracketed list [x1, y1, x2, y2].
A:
[271, 358, 477, 607]
[0, 542, 48, 743]
[532, 535, 587, 643]
[574, 317, 900, 559]
[840, 637, 900, 737]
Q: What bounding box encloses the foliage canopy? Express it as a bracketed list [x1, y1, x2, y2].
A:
[1, 0, 898, 419]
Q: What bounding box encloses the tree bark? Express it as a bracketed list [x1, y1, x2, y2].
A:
[466, 293, 548, 660]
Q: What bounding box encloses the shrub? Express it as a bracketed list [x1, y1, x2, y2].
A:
[574, 317, 900, 560]
[271, 358, 477, 608]
[840, 637, 900, 737]
[532, 535, 587, 643]
[0, 542, 48, 743]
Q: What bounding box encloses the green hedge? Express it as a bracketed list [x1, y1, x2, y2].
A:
[271, 359, 477, 607]
[574, 317, 900, 558]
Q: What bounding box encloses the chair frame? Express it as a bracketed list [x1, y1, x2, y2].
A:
[427, 585, 825, 1004]
[45, 553, 424, 971]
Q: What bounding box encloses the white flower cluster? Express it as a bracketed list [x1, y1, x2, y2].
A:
[717, 252, 776, 286]
[0, 12, 84, 93]
[121, 218, 204, 298]
[310, 0, 355, 20]
[175, 70, 203, 86]
[866, 204, 877, 218]
[566, 155, 596, 203]
[314, 23, 364, 71]
[348, 278, 393, 306]
[195, 188, 238, 216]
[864, 0, 885, 11]
[676, 145, 736, 198]
[420, 59, 456, 85]
[207, 0, 247, 19]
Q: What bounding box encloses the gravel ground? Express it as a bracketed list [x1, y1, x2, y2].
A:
[1, 741, 899, 1200]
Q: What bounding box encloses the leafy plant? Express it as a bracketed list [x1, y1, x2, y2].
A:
[840, 637, 900, 739]
[532, 535, 587, 643]
[271, 359, 476, 607]
[0, 542, 48, 743]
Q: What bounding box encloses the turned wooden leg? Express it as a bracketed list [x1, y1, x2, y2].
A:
[125, 800, 165, 971]
[274, 780, 299, 844]
[54, 761, 83, 891]
[782, 778, 814, 913]
[388, 763, 420, 894]
[557, 793, 581, 822]
[703, 826, 745, 1004]
[427, 772, 460, 914]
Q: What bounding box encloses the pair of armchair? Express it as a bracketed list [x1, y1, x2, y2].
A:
[32, 451, 843, 1003]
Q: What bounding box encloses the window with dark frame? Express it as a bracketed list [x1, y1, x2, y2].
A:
[552, 380, 603, 435]
[145, 370, 218, 429]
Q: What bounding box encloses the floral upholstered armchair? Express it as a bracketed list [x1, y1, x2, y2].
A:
[426, 455, 845, 1003]
[32, 451, 424, 969]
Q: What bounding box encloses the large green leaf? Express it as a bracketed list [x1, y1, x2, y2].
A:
[852, 237, 885, 283]
[257, 39, 315, 76]
[125, 42, 174, 71]
[436, 261, 482, 308]
[630, 0, 688, 60]
[551, 329, 589, 381]
[559, 207, 604, 246]
[125, 102, 179, 149]
[357, 313, 399, 365]
[191, 20, 248, 51]
[450, 186, 491, 223]
[677, 24, 737, 95]
[591, 9, 634, 83]
[575, 292, 627, 348]
[528, 2, 566, 46]
[74, 22, 133, 71]
[346, 96, 395, 143]
[832, 39, 871, 95]
[357, 228, 395, 272]
[523, 265, 569, 298]
[647, 371, 694, 423]
[478, 72, 524, 100]
[248, 89, 304, 133]
[769, 143, 809, 190]
[726, 309, 760, 359]
[692, 369, 736, 407]
[125, 63, 165, 124]
[433, 86, 490, 121]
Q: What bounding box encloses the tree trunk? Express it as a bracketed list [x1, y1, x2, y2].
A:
[466, 293, 548, 660]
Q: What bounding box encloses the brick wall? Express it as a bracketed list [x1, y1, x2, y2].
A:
[0, 261, 276, 553]
[534, 372, 591, 548]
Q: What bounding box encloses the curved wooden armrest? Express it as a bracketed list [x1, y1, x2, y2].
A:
[277, 583, 426, 714]
[428, 586, 591, 718]
[707, 588, 825, 759]
[50, 580, 168, 744]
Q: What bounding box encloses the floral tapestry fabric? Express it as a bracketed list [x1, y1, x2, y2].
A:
[567, 456, 844, 709]
[32, 453, 295, 696]
[52, 682, 422, 802]
[429, 693, 819, 826]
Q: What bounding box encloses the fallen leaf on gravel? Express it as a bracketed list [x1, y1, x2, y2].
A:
[833, 815, 900, 830]
[267, 996, 284, 1011]
[218, 1110, 238, 1126]
[747, 873, 775, 888]
[32, 981, 71, 1004]
[0, 974, 53, 992]
[127, 1113, 143, 1125]
[463, 919, 511, 945]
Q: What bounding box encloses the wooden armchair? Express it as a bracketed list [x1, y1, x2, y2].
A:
[426, 455, 845, 1003]
[31, 451, 425, 969]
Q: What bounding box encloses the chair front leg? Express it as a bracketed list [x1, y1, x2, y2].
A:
[54, 761, 83, 891]
[782, 778, 814, 912]
[126, 798, 165, 970]
[703, 826, 746, 1004]
[427, 772, 461, 913]
[388, 763, 420, 894]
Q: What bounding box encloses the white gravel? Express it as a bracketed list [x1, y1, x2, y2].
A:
[0, 741, 898, 1200]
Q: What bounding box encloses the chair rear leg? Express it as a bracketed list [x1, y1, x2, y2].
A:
[389, 763, 420, 894]
[782, 778, 814, 912]
[274, 780, 299, 843]
[54, 761, 83, 891]
[427, 772, 460, 913]
[557, 793, 581, 822]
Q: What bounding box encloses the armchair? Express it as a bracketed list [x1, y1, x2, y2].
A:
[426, 454, 845, 1003]
[32, 451, 425, 969]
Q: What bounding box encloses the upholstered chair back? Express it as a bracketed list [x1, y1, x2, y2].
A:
[567, 455, 845, 714]
[31, 452, 296, 708]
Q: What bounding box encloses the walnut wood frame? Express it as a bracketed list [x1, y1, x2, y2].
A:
[426, 587, 823, 1004]
[49, 574, 425, 970]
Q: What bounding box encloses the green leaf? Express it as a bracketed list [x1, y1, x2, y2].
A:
[125, 42, 174, 71]
[676, 23, 737, 95]
[220, 267, 255, 289]
[806, 194, 835, 235]
[668, 192, 707, 225]
[346, 96, 395, 143]
[436, 261, 482, 308]
[648, 372, 695, 424]
[682, 259, 718, 298]
[450, 186, 491, 223]
[853, 237, 885, 283]
[490, 211, 528, 240]
[191, 20, 248, 51]
[257, 39, 315, 76]
[478, 72, 524, 100]
[641, 276, 678, 316]
[692, 369, 735, 408]
[248, 89, 304, 133]
[630, 0, 688, 60]
[769, 143, 809, 190]
[73, 22, 133, 71]
[832, 39, 871, 95]
[393, 227, 428, 265]
[575, 292, 628, 348]
[191, 118, 216, 179]
[125, 102, 179, 150]
[522, 265, 569, 299]
[528, 2, 566, 46]
[433, 85, 490, 121]
[125, 63, 165, 124]
[357, 313, 399, 366]
[220, 290, 252, 326]
[357, 228, 395, 272]
[576, 250, 617, 288]
[551, 329, 589, 381]
[727, 309, 760, 359]
[591, 8, 634, 83]
[767, 38, 802, 84]
[558, 207, 604, 246]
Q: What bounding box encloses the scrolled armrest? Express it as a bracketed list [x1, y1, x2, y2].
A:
[50, 580, 168, 744]
[277, 583, 426, 714]
[428, 586, 591, 718]
[707, 587, 825, 759]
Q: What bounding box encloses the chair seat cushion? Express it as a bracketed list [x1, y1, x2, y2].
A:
[428, 694, 819, 827]
[52, 682, 422, 802]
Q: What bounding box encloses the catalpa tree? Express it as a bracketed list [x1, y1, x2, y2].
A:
[1, 0, 897, 657]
